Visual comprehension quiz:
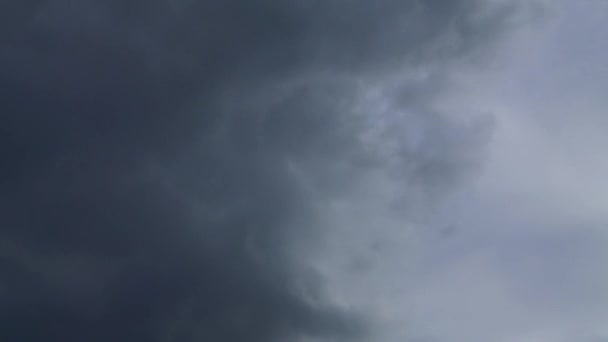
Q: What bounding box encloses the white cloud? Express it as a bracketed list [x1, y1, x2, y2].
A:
[315, 1, 608, 341]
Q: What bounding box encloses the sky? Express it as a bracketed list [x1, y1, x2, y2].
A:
[1, 1, 607, 341]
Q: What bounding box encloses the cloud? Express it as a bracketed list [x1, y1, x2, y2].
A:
[0, 0, 537, 341]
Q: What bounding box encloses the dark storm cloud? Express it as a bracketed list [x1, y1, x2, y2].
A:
[0, 1, 529, 341]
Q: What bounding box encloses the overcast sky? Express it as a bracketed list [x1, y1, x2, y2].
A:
[1, 1, 607, 341]
[345, 1, 608, 341]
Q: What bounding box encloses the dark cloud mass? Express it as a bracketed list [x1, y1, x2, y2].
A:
[0, 1, 527, 341]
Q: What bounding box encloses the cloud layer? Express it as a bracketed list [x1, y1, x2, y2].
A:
[0, 1, 536, 341]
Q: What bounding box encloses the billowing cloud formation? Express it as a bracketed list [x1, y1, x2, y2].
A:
[0, 1, 534, 341]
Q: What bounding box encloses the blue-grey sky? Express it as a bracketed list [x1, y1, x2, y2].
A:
[1, 1, 606, 341]
[313, 1, 608, 341]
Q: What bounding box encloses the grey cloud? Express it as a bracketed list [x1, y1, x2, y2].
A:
[0, 0, 532, 341]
